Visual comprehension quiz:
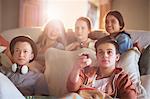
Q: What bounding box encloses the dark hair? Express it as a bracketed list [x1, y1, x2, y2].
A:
[95, 35, 120, 54]
[106, 10, 125, 30]
[76, 17, 92, 31]
[10, 36, 37, 63]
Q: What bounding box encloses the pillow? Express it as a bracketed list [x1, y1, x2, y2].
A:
[138, 45, 150, 75]
[117, 47, 147, 97]
[88, 30, 108, 40]
[44, 48, 96, 97]
[0, 53, 12, 74]
[0, 73, 25, 99]
[117, 47, 141, 84]
[0, 35, 9, 47]
[141, 75, 150, 98]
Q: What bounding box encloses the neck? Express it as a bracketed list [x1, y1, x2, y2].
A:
[98, 66, 115, 78]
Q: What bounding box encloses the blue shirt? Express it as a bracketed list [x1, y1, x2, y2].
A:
[116, 32, 133, 54]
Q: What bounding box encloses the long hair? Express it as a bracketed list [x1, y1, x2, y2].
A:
[36, 19, 66, 51]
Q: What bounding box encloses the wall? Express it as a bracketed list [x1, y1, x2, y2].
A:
[112, 0, 149, 31]
[149, 0, 150, 30]
[1, 0, 19, 32]
[0, 0, 150, 32]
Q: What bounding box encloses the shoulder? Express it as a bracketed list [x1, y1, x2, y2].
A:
[118, 31, 131, 39]
[83, 66, 98, 77]
[28, 71, 44, 79]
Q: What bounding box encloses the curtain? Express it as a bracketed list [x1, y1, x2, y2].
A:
[99, 0, 113, 30]
[19, 0, 45, 27]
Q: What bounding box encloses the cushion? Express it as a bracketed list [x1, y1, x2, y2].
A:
[88, 30, 108, 40]
[0, 35, 9, 47]
[117, 47, 147, 97]
[1, 27, 42, 42]
[0, 46, 7, 53]
[117, 47, 141, 84]
[44, 48, 96, 97]
[139, 45, 150, 75]
[0, 53, 12, 74]
[0, 73, 25, 99]
[141, 75, 150, 98]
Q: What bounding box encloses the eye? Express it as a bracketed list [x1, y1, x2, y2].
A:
[97, 51, 103, 55]
[107, 50, 113, 55]
[24, 50, 28, 53]
[75, 26, 79, 30]
[111, 19, 117, 24]
[81, 27, 85, 30]
[14, 49, 19, 53]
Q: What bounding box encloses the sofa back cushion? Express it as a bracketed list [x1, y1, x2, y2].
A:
[127, 30, 150, 49]
[1, 27, 42, 42]
[44, 48, 96, 97]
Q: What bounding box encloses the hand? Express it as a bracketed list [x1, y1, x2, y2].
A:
[75, 53, 92, 69]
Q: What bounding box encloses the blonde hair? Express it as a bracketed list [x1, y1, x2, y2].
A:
[36, 19, 66, 52]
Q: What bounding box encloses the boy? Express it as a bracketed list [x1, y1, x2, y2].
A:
[67, 36, 138, 98]
[6, 36, 49, 96]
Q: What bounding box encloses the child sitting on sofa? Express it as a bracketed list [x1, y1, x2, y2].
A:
[5, 36, 49, 96]
[67, 35, 138, 98]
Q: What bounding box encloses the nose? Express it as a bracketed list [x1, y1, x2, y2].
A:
[19, 51, 24, 57]
[107, 21, 111, 27]
[101, 52, 108, 58]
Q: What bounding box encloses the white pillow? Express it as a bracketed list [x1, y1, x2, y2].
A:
[117, 47, 147, 98]
[0, 73, 25, 99]
[44, 48, 96, 97]
[117, 47, 141, 84]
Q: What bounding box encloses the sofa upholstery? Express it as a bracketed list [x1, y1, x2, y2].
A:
[0, 27, 150, 98]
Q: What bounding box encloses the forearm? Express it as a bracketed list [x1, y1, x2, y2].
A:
[67, 66, 83, 92]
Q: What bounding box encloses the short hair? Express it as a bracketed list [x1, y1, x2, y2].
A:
[10, 36, 37, 62]
[106, 10, 125, 30]
[95, 36, 120, 54]
[76, 17, 92, 31]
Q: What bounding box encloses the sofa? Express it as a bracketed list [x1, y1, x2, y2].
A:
[0, 27, 150, 98]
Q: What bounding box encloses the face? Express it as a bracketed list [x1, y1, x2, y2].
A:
[105, 15, 121, 34]
[75, 20, 90, 42]
[12, 42, 34, 66]
[96, 43, 120, 69]
[46, 22, 63, 40]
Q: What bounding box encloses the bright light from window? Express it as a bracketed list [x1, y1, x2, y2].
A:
[46, 6, 63, 20]
[43, 0, 89, 30]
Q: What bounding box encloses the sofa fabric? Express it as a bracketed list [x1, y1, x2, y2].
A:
[44, 48, 96, 96]
[1, 27, 150, 98]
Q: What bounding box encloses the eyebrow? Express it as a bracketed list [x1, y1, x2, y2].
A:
[98, 48, 113, 51]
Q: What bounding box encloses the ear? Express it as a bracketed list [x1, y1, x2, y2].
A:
[116, 53, 120, 62]
[29, 53, 34, 61]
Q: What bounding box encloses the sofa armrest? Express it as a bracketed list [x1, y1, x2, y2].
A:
[141, 74, 150, 97]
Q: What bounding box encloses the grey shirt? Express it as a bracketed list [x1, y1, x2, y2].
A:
[7, 70, 49, 96]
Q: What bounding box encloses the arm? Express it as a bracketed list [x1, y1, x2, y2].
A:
[65, 42, 80, 51]
[67, 54, 91, 92]
[116, 73, 138, 99]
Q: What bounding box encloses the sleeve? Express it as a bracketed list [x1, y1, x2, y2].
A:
[116, 72, 138, 99]
[117, 33, 133, 54]
[34, 73, 49, 95]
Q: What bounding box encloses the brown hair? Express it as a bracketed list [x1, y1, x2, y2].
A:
[76, 17, 92, 31]
[106, 10, 125, 30]
[10, 36, 37, 62]
[95, 35, 120, 54]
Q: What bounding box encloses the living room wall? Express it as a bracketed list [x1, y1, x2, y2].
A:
[112, 0, 149, 31]
[0, 0, 150, 33]
[0, 0, 19, 32]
